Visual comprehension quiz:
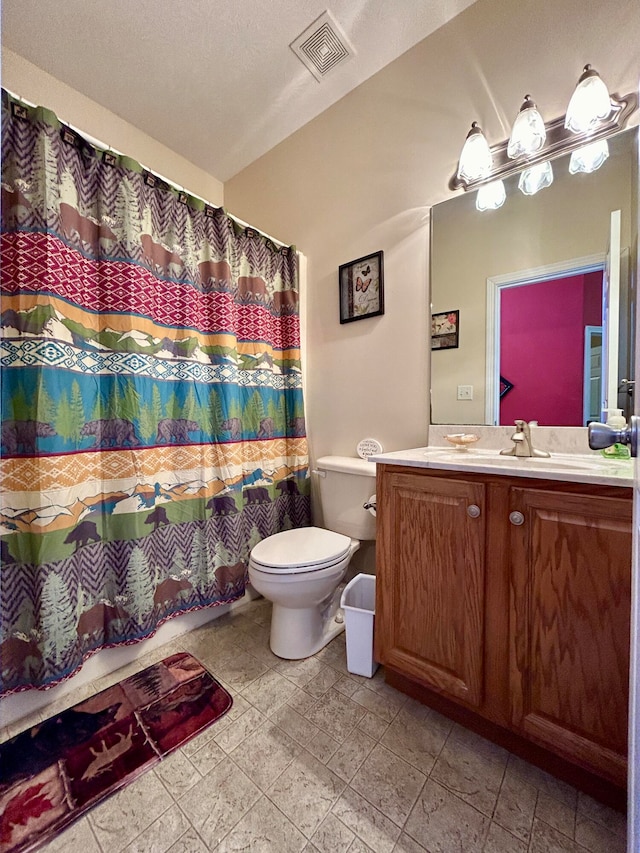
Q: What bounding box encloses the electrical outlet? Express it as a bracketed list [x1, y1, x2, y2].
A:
[457, 384, 473, 401]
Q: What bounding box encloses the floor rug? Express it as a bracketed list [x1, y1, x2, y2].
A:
[0, 652, 232, 853]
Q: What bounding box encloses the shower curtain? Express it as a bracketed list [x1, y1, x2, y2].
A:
[0, 91, 311, 696]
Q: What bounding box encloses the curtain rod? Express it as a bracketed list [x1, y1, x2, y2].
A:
[4, 87, 290, 250]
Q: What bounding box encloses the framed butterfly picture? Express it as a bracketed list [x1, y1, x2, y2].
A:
[339, 250, 384, 323]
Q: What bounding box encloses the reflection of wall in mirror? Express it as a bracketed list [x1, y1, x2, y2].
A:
[430, 129, 634, 426]
[499, 271, 603, 426]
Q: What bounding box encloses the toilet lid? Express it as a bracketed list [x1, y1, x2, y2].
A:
[250, 526, 351, 573]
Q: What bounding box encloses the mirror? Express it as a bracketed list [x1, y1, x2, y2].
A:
[430, 127, 637, 426]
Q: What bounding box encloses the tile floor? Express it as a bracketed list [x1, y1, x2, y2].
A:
[1, 597, 628, 853]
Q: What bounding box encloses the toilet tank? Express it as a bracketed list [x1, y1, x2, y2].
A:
[316, 455, 377, 540]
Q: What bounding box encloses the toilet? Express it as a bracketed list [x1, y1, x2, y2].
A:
[248, 455, 377, 659]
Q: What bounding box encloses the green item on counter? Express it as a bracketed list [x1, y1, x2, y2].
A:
[601, 443, 631, 459]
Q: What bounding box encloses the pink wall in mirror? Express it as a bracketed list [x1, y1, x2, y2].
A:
[500, 271, 603, 426]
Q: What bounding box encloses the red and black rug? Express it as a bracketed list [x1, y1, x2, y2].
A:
[0, 652, 232, 853]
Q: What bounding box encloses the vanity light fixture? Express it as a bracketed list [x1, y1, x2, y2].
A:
[475, 179, 506, 211]
[507, 95, 546, 159]
[565, 65, 613, 134]
[569, 138, 610, 174]
[456, 122, 492, 183]
[518, 160, 554, 195]
[451, 65, 636, 197]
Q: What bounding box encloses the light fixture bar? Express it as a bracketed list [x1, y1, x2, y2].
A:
[450, 90, 636, 192]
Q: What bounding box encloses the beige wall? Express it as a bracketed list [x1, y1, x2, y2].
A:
[2, 49, 224, 206]
[431, 129, 635, 424]
[225, 0, 640, 463]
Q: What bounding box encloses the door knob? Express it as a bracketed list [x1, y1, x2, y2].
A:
[588, 416, 639, 457]
[467, 504, 481, 518]
[509, 511, 525, 526]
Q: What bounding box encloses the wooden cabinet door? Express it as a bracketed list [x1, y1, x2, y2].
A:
[508, 488, 631, 785]
[376, 469, 486, 707]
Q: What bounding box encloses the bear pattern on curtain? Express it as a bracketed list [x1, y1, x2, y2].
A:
[0, 91, 311, 696]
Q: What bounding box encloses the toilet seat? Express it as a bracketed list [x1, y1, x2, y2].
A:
[250, 526, 351, 575]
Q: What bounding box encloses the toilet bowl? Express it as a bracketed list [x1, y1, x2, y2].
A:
[249, 527, 358, 658]
[248, 455, 377, 659]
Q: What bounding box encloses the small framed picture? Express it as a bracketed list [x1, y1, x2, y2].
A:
[339, 251, 384, 323]
[431, 310, 459, 350]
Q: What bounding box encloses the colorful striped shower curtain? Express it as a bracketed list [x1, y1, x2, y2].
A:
[0, 91, 311, 696]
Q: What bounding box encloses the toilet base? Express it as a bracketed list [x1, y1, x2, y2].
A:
[269, 585, 346, 659]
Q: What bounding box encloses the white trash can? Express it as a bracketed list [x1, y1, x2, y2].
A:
[340, 573, 379, 678]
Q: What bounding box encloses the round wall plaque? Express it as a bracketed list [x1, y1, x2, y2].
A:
[356, 438, 384, 459]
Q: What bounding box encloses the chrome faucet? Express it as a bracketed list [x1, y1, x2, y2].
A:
[500, 420, 550, 458]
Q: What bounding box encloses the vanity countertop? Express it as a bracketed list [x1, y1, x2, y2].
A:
[369, 446, 634, 487]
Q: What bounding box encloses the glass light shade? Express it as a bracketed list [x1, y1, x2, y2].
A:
[569, 139, 609, 174]
[456, 122, 492, 182]
[507, 96, 546, 159]
[476, 180, 506, 211]
[565, 66, 612, 134]
[518, 161, 554, 195]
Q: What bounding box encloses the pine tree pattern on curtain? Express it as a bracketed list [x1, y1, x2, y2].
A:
[0, 91, 311, 696]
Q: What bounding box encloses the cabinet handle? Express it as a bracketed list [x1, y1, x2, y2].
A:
[467, 504, 481, 518]
[509, 511, 525, 526]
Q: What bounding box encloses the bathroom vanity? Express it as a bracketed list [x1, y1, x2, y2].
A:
[372, 447, 633, 805]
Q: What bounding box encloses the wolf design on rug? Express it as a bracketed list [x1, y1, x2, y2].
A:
[0, 653, 232, 853]
[81, 724, 135, 781]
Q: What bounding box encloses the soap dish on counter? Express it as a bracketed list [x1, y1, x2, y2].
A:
[444, 433, 480, 451]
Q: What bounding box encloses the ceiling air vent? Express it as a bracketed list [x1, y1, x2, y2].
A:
[290, 11, 355, 82]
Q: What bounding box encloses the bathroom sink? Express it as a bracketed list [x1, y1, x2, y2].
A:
[430, 449, 628, 473]
[493, 454, 629, 471]
[474, 456, 598, 471]
[498, 456, 604, 471]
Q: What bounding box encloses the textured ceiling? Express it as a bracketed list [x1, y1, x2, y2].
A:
[2, 0, 478, 181]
